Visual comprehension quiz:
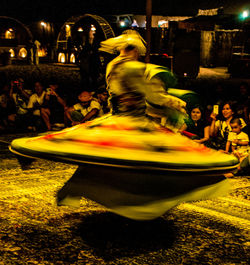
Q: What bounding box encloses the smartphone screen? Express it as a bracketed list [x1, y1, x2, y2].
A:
[213, 105, 219, 115]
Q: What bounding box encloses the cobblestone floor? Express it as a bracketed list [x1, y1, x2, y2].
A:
[0, 134, 249, 264]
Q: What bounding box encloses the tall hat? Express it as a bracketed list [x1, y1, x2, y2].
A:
[99, 30, 146, 55]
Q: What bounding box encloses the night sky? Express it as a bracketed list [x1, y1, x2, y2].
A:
[1, 0, 249, 23]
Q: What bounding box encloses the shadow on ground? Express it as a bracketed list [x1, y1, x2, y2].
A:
[75, 212, 176, 261]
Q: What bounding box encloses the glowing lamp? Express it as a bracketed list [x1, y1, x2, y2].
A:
[40, 21, 46, 27]
[5, 30, 11, 38]
[70, 53, 76, 63]
[239, 10, 249, 20]
[58, 53, 66, 63]
[120, 21, 126, 27]
[91, 25, 96, 31]
[242, 10, 249, 18]
[19, 48, 27, 58]
[38, 48, 47, 57]
[5, 29, 15, 39]
[78, 27, 83, 32]
[9, 49, 15, 57]
[65, 24, 71, 37]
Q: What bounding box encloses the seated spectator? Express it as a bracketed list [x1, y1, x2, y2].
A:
[179, 105, 210, 144]
[209, 101, 247, 150]
[0, 83, 16, 132]
[41, 81, 66, 131]
[94, 86, 110, 116]
[9, 78, 32, 131]
[226, 118, 249, 160]
[65, 91, 100, 126]
[10, 78, 32, 108]
[27, 81, 46, 131]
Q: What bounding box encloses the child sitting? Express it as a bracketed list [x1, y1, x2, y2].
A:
[226, 117, 249, 161]
[65, 91, 101, 126]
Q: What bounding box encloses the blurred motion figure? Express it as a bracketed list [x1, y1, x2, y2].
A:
[100, 30, 187, 128]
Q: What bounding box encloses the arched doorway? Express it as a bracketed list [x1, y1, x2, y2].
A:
[0, 16, 33, 64]
[56, 14, 115, 64]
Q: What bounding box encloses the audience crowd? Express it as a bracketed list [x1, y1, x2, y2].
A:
[0, 77, 249, 168]
[0, 78, 110, 133]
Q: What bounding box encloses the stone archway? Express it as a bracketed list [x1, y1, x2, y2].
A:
[0, 16, 33, 64]
[56, 14, 115, 63]
[0, 16, 33, 42]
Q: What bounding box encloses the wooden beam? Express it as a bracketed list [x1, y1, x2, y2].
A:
[145, 0, 152, 63]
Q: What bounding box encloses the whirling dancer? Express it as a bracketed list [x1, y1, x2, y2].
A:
[10, 31, 239, 220]
[100, 30, 187, 129]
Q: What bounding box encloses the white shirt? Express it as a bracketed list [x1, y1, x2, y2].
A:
[12, 90, 32, 114]
[73, 99, 101, 117]
[215, 119, 247, 138]
[27, 91, 46, 116]
[228, 131, 249, 155]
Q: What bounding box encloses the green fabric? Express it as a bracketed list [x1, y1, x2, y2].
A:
[154, 70, 178, 89]
[146, 65, 200, 112]
[71, 111, 84, 122]
[168, 88, 201, 112]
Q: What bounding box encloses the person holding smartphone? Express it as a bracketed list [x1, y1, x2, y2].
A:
[9, 78, 32, 115]
[209, 101, 247, 151]
[9, 78, 32, 131]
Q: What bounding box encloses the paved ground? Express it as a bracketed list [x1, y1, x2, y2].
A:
[0, 64, 250, 264]
[0, 134, 249, 265]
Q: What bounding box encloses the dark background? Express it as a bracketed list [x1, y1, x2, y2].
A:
[1, 0, 250, 23]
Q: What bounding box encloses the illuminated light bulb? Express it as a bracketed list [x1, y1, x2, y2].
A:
[70, 54, 75, 63]
[78, 27, 83, 32]
[239, 10, 249, 20]
[9, 49, 15, 57]
[38, 48, 47, 57]
[65, 24, 71, 37]
[19, 48, 27, 58]
[120, 21, 125, 27]
[58, 53, 66, 63]
[242, 10, 249, 18]
[91, 25, 96, 31]
[5, 29, 14, 39]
